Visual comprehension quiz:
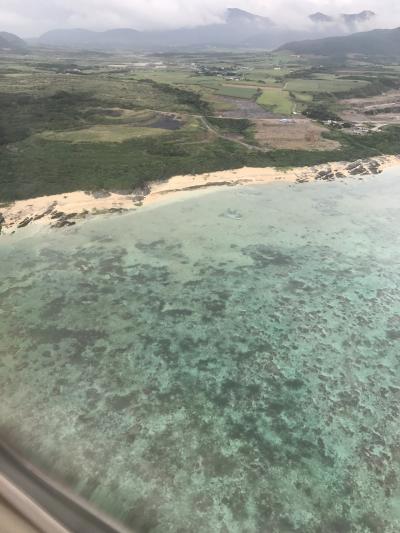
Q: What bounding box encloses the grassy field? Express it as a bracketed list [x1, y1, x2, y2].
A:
[0, 49, 400, 201]
[292, 92, 313, 103]
[216, 85, 259, 99]
[285, 78, 370, 94]
[257, 88, 294, 115]
[38, 125, 172, 143]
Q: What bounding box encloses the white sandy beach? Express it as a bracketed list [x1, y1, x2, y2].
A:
[1, 155, 399, 235]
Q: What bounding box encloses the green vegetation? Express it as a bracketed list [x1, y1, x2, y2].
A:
[207, 117, 252, 134]
[257, 88, 294, 115]
[291, 92, 313, 103]
[278, 27, 400, 58]
[0, 90, 96, 145]
[2, 122, 399, 202]
[207, 117, 256, 144]
[216, 85, 259, 99]
[285, 78, 369, 93]
[334, 75, 400, 98]
[303, 103, 341, 122]
[140, 79, 211, 114]
[0, 49, 400, 202]
[38, 124, 171, 143]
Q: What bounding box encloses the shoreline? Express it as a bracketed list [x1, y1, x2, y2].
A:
[1, 155, 399, 235]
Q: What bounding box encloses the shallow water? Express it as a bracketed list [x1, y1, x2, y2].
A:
[1, 170, 400, 532]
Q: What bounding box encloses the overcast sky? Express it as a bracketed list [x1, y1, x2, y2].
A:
[1, 0, 398, 37]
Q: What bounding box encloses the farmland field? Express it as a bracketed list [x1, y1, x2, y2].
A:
[216, 85, 259, 99]
[1, 48, 400, 201]
[285, 78, 370, 94]
[254, 118, 341, 150]
[292, 92, 314, 103]
[257, 88, 294, 115]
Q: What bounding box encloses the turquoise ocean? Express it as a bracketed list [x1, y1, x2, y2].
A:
[1, 169, 400, 532]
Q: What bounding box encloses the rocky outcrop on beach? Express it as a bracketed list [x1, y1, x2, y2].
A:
[309, 158, 385, 183]
[0, 155, 398, 236]
[17, 217, 33, 228]
[50, 211, 78, 228]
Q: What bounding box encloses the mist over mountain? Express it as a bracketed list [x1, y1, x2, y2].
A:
[35, 7, 384, 51]
[278, 26, 400, 57]
[37, 8, 280, 49]
[0, 32, 27, 52]
[225, 7, 274, 26]
[3, 0, 400, 39]
[36, 28, 141, 49]
[309, 13, 335, 24]
[341, 10, 376, 27]
[309, 10, 376, 29]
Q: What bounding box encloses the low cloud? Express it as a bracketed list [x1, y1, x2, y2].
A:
[0, 0, 399, 37]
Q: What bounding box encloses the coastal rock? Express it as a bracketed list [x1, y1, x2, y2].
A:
[91, 190, 112, 199]
[18, 217, 33, 228]
[51, 211, 64, 220]
[349, 165, 367, 175]
[368, 162, 382, 174]
[108, 208, 127, 214]
[133, 184, 151, 197]
[52, 219, 76, 229]
[132, 195, 145, 203]
[51, 211, 77, 220]
[50, 211, 78, 228]
[346, 160, 374, 175]
[347, 161, 362, 171]
[33, 202, 58, 221]
[311, 158, 384, 183]
[316, 168, 335, 181]
[344, 159, 382, 177]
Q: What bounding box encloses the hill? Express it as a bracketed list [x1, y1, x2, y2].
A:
[35, 8, 339, 50]
[38, 9, 275, 49]
[225, 8, 274, 26]
[341, 10, 376, 28]
[0, 32, 27, 52]
[277, 27, 400, 57]
[309, 10, 376, 28]
[38, 28, 141, 49]
[309, 12, 334, 24]
[35, 8, 386, 52]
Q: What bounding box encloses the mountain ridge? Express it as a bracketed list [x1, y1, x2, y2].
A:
[33, 7, 387, 52]
[37, 9, 278, 49]
[0, 31, 27, 52]
[278, 27, 400, 56]
[225, 8, 274, 26]
[309, 10, 376, 27]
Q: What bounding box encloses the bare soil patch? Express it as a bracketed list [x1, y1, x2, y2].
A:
[216, 97, 275, 119]
[339, 90, 400, 124]
[254, 119, 341, 151]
